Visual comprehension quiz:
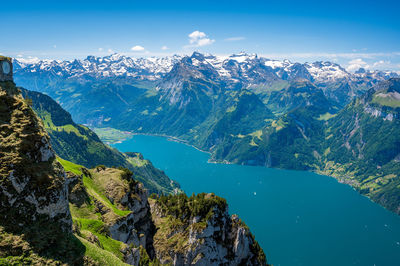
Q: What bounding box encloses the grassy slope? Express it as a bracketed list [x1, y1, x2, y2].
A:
[92, 127, 133, 144]
[59, 158, 166, 265]
[58, 158, 131, 264]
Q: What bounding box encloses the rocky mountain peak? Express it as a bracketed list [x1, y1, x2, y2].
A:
[190, 51, 207, 61]
[229, 52, 258, 61]
[382, 78, 400, 92]
[355, 78, 400, 121]
[365, 78, 400, 100]
[356, 67, 367, 74]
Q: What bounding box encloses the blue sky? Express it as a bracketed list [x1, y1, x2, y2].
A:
[3, 0, 400, 71]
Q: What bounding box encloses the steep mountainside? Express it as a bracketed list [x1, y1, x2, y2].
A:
[61, 159, 157, 265]
[264, 80, 338, 115]
[319, 79, 400, 213]
[0, 80, 269, 265]
[20, 88, 180, 195]
[20, 88, 131, 168]
[195, 90, 274, 151]
[209, 81, 334, 169]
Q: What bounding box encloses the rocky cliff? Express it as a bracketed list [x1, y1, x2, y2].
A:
[0, 81, 84, 264]
[0, 81, 71, 231]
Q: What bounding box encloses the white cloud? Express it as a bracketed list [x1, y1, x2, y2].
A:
[225, 36, 245, 41]
[107, 48, 114, 53]
[16, 56, 40, 64]
[372, 60, 392, 68]
[98, 48, 104, 52]
[197, 38, 214, 46]
[189, 31, 206, 41]
[53, 45, 57, 48]
[131, 45, 145, 52]
[346, 58, 370, 72]
[373, 60, 385, 67]
[161, 46, 169, 50]
[187, 31, 215, 47]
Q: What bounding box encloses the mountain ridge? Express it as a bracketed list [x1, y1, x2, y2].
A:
[14, 52, 399, 83]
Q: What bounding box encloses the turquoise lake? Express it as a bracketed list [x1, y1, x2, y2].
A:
[113, 135, 400, 266]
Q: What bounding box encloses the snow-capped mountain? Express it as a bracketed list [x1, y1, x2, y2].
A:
[14, 52, 399, 85]
[14, 53, 183, 80]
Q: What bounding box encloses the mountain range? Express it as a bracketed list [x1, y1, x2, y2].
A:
[14, 52, 399, 114]
[14, 52, 399, 83]
[13, 52, 400, 215]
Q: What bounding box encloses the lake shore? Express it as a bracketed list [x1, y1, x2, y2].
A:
[130, 132, 213, 155]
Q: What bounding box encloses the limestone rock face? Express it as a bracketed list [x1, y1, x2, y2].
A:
[106, 181, 155, 255]
[0, 81, 72, 232]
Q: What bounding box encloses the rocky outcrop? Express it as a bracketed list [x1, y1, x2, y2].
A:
[0, 81, 71, 232]
[103, 172, 155, 257]
[67, 166, 156, 265]
[150, 193, 268, 265]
